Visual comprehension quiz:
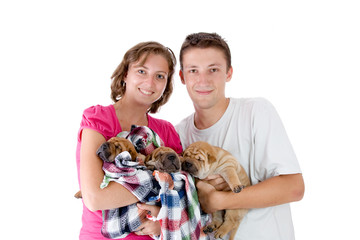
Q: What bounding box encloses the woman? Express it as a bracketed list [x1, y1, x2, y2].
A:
[76, 42, 183, 240]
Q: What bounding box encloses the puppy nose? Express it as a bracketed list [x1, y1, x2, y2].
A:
[97, 142, 108, 153]
[167, 153, 176, 162]
[100, 142, 109, 151]
[96, 142, 111, 161]
[184, 161, 192, 169]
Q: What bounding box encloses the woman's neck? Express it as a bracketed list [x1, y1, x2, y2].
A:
[113, 98, 149, 131]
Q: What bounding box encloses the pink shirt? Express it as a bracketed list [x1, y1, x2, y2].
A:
[76, 105, 183, 240]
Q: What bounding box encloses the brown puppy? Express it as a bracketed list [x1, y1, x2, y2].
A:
[144, 146, 181, 173]
[74, 137, 144, 199]
[181, 141, 251, 240]
[97, 137, 140, 163]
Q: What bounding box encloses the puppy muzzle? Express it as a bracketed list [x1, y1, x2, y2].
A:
[162, 153, 181, 172]
[96, 142, 112, 162]
[181, 160, 198, 175]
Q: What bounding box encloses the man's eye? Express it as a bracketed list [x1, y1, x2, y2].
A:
[138, 70, 145, 74]
[210, 68, 218, 73]
[189, 69, 197, 73]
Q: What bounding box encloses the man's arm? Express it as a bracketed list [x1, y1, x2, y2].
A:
[196, 173, 304, 213]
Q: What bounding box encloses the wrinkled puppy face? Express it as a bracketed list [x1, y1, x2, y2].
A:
[145, 147, 181, 173]
[96, 137, 138, 162]
[181, 141, 217, 179]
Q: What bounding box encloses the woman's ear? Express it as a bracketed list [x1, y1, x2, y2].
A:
[179, 70, 185, 85]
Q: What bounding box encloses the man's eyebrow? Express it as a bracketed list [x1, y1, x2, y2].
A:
[184, 63, 222, 69]
[183, 65, 199, 69]
[208, 64, 221, 68]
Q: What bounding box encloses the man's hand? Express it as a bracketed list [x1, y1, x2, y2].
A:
[203, 174, 230, 191]
[196, 179, 222, 213]
[134, 203, 161, 236]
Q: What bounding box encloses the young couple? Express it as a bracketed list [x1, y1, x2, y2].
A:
[76, 32, 304, 240]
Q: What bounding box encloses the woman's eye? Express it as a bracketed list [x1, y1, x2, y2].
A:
[156, 74, 165, 79]
[138, 70, 145, 74]
[189, 69, 197, 73]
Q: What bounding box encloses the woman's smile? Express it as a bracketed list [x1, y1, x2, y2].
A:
[138, 88, 154, 96]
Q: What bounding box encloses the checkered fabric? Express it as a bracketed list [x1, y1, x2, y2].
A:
[152, 170, 210, 240]
[100, 125, 210, 239]
[118, 125, 164, 156]
[100, 152, 161, 239]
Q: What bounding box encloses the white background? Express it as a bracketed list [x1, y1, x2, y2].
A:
[1, 0, 359, 239]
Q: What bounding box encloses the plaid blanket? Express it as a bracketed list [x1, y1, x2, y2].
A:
[118, 124, 164, 156]
[152, 170, 210, 240]
[100, 153, 210, 240]
[100, 152, 162, 239]
[100, 125, 210, 239]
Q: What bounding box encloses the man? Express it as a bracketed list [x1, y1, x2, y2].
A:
[175, 32, 304, 240]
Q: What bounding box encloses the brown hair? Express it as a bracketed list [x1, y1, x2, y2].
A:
[179, 32, 231, 71]
[111, 41, 176, 113]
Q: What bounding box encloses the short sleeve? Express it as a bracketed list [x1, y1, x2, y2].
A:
[77, 105, 121, 142]
[252, 99, 301, 181]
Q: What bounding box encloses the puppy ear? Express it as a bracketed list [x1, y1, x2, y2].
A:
[125, 141, 138, 161]
[207, 148, 217, 164]
[144, 153, 156, 170]
[145, 152, 153, 164]
[128, 147, 138, 161]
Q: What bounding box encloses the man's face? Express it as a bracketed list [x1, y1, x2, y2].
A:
[180, 47, 232, 111]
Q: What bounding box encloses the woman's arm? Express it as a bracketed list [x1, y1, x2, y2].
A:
[196, 173, 304, 213]
[80, 128, 138, 211]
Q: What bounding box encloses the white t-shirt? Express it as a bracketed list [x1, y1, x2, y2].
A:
[176, 97, 302, 240]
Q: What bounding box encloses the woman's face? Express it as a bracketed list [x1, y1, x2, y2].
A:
[124, 53, 169, 107]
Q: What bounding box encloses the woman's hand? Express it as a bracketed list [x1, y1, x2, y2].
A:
[134, 203, 161, 236]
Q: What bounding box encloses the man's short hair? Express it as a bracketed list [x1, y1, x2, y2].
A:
[179, 32, 231, 71]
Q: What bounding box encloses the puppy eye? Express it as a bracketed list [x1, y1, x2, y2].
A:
[196, 156, 203, 161]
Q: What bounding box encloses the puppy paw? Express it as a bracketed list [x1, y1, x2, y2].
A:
[136, 154, 146, 165]
[74, 191, 82, 199]
[233, 185, 245, 193]
[214, 225, 232, 239]
[204, 221, 221, 234]
[214, 230, 228, 240]
[203, 226, 214, 233]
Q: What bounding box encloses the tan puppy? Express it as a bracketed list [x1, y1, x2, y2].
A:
[181, 141, 251, 240]
[74, 137, 144, 199]
[145, 146, 181, 173]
